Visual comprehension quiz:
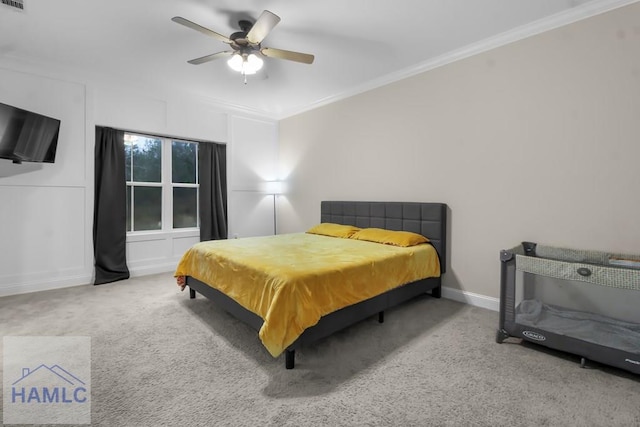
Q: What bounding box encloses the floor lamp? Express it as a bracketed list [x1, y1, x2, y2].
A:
[264, 181, 284, 235]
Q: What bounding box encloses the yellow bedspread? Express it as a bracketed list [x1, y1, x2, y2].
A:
[174, 233, 440, 357]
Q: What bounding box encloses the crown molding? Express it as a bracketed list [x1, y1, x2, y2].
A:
[277, 0, 640, 120]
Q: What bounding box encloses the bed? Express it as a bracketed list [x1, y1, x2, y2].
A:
[176, 201, 448, 369]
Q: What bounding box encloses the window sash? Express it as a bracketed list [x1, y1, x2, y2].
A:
[125, 132, 199, 234]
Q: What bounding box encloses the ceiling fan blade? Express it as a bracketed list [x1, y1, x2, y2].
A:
[261, 47, 314, 64]
[246, 10, 281, 44]
[187, 51, 234, 65]
[172, 16, 232, 44]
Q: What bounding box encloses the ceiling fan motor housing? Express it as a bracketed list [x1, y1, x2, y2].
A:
[238, 20, 253, 33]
[230, 20, 259, 54]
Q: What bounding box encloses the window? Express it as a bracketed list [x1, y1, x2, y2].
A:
[171, 140, 198, 228]
[124, 133, 199, 233]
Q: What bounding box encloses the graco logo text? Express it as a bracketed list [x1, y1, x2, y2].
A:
[12, 364, 88, 404]
[522, 330, 546, 341]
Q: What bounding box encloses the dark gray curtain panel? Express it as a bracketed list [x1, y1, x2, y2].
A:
[93, 126, 130, 285]
[199, 142, 227, 241]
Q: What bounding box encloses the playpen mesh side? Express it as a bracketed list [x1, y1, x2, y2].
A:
[510, 245, 640, 291]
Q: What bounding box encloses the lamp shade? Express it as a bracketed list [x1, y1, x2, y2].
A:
[227, 53, 263, 75]
[262, 181, 284, 195]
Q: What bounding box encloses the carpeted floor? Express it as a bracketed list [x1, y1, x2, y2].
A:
[1, 273, 639, 426]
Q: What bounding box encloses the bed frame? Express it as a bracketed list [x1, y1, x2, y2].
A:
[186, 201, 448, 369]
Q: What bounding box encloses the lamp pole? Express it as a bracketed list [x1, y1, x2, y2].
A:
[264, 180, 283, 236]
[273, 193, 277, 235]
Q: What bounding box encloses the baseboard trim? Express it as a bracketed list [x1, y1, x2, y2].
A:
[1, 268, 500, 313]
[441, 286, 499, 312]
[0, 274, 92, 297]
[127, 262, 177, 278]
[0, 262, 178, 297]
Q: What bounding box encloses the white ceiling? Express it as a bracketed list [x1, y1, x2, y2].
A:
[0, 0, 635, 119]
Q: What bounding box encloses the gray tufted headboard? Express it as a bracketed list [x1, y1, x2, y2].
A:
[320, 201, 448, 274]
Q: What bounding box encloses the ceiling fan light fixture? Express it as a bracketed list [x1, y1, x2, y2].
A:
[227, 53, 263, 75]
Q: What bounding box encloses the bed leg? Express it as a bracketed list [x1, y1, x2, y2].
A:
[431, 285, 442, 299]
[285, 349, 295, 369]
[378, 311, 384, 323]
[189, 287, 196, 299]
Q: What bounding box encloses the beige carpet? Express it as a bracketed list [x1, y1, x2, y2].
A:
[1, 273, 639, 426]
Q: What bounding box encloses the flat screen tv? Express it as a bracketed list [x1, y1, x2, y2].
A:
[0, 102, 61, 164]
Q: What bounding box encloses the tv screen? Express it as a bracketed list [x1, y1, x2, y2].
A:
[0, 102, 60, 164]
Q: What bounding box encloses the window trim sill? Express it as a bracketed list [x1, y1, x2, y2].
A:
[126, 228, 199, 242]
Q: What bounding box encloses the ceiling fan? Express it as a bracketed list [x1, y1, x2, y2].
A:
[172, 10, 314, 83]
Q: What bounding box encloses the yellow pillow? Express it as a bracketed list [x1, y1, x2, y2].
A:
[350, 228, 429, 247]
[306, 223, 361, 238]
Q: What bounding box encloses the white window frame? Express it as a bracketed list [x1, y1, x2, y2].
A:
[125, 133, 200, 239]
